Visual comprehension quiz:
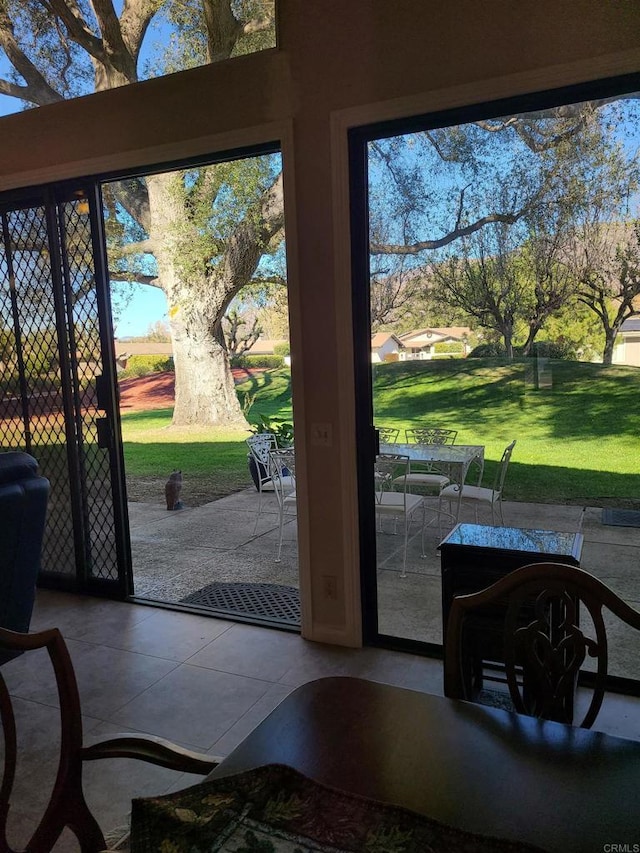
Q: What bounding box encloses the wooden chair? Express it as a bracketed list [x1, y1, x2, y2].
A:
[0, 626, 220, 852]
[444, 562, 640, 728]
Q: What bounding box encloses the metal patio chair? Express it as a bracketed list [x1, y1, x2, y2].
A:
[247, 433, 293, 534]
[398, 427, 459, 495]
[375, 453, 426, 578]
[440, 440, 516, 525]
[269, 448, 297, 562]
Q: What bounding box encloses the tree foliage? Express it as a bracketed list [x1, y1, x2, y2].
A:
[369, 94, 640, 361]
[0, 0, 279, 426]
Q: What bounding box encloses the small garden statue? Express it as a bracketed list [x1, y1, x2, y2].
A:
[165, 469, 183, 510]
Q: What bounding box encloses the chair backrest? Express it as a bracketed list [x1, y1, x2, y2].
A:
[374, 453, 409, 504]
[0, 626, 106, 851]
[491, 439, 516, 493]
[444, 561, 640, 728]
[405, 427, 457, 445]
[377, 426, 399, 444]
[268, 448, 296, 505]
[246, 433, 277, 465]
[0, 626, 219, 852]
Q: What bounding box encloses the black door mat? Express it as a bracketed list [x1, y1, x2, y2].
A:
[180, 582, 300, 626]
[601, 508, 640, 528]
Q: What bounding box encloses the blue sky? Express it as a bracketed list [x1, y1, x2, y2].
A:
[0, 3, 173, 336]
[112, 284, 168, 338]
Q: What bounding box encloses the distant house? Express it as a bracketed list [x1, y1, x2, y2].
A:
[244, 338, 288, 356]
[113, 339, 173, 371]
[371, 332, 404, 363]
[397, 327, 472, 360]
[613, 318, 640, 367]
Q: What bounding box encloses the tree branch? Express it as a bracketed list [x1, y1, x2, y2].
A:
[110, 270, 159, 286]
[104, 178, 151, 234]
[0, 7, 62, 105]
[116, 239, 155, 255]
[118, 0, 162, 65]
[371, 210, 525, 255]
[202, 0, 242, 62]
[43, 0, 108, 63]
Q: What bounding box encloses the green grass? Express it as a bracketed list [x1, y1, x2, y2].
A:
[120, 409, 251, 503]
[370, 358, 640, 504]
[121, 360, 640, 506]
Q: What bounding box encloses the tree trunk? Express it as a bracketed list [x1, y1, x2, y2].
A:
[146, 172, 248, 428]
[602, 332, 616, 365]
[170, 309, 245, 426]
[522, 322, 542, 357]
[503, 327, 514, 359]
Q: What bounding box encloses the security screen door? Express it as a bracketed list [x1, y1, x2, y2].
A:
[0, 182, 131, 596]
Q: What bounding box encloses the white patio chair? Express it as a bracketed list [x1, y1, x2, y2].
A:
[395, 429, 457, 495]
[375, 453, 425, 577]
[377, 426, 400, 444]
[405, 427, 458, 445]
[269, 448, 297, 562]
[247, 433, 293, 534]
[440, 439, 516, 525]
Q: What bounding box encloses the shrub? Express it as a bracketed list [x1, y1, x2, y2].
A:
[528, 341, 576, 360]
[467, 342, 506, 358]
[434, 341, 464, 353]
[383, 352, 399, 362]
[119, 355, 174, 379]
[248, 413, 294, 446]
[273, 342, 291, 356]
[231, 354, 284, 369]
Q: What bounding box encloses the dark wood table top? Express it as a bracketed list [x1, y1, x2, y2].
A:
[210, 676, 640, 853]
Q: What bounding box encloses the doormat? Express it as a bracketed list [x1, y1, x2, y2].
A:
[601, 508, 640, 528]
[180, 582, 300, 626]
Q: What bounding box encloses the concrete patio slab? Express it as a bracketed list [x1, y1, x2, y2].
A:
[128, 488, 640, 680]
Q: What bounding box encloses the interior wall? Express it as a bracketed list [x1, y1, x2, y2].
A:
[1, 0, 639, 645]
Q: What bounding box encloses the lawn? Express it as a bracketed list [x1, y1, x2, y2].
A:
[120, 359, 640, 506]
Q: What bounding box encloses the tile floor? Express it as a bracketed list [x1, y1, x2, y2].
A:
[128, 490, 640, 680]
[3, 588, 640, 851]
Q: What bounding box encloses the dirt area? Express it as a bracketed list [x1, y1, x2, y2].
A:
[118, 367, 266, 412]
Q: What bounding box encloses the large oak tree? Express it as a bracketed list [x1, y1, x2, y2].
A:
[0, 0, 279, 426]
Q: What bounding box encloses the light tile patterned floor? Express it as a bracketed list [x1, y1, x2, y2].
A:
[3, 581, 640, 850]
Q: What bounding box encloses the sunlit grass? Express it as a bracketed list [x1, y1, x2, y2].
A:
[119, 361, 640, 505]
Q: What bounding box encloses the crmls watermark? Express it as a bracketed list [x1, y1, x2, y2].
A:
[603, 845, 640, 852]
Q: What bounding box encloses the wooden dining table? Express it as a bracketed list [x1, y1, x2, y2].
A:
[205, 676, 640, 853]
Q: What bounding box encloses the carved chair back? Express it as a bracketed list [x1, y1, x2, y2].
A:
[0, 627, 218, 852]
[444, 562, 640, 728]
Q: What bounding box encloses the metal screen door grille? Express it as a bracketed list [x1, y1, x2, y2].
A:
[0, 187, 129, 594]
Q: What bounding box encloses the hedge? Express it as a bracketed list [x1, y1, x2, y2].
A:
[119, 355, 174, 378]
[434, 341, 464, 353]
[231, 354, 284, 368]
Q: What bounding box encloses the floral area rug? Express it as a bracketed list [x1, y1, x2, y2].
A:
[130, 763, 546, 853]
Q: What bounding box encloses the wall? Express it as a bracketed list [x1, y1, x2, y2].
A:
[0, 1, 639, 646]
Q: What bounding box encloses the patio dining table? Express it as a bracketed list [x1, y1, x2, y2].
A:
[380, 441, 485, 521]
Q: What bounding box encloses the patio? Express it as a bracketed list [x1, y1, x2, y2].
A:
[129, 488, 640, 682]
